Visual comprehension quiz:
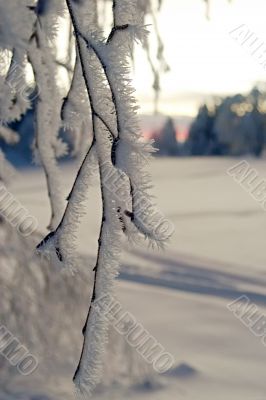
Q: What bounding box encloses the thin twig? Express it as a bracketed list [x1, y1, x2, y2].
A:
[65, 0, 110, 383]
[107, 24, 129, 44]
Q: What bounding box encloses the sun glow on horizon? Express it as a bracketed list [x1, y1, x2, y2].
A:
[133, 0, 266, 117]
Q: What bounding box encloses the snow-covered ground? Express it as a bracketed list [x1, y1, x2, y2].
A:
[5, 157, 266, 399]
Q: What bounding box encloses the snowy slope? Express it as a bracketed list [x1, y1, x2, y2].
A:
[3, 157, 266, 399]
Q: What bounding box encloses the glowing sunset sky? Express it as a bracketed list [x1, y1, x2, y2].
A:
[133, 0, 266, 116]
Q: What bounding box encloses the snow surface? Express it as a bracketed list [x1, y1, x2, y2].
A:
[5, 157, 266, 399]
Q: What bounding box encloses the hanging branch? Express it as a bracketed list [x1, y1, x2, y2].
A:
[36, 0, 118, 270]
[35, 0, 172, 396]
[36, 135, 97, 271]
[63, 2, 124, 396]
[28, 29, 65, 231]
[97, 1, 169, 246]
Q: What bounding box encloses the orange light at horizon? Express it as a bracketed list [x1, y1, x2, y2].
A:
[142, 128, 189, 144]
[176, 128, 189, 143]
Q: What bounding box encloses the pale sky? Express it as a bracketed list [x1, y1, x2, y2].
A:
[133, 0, 266, 116]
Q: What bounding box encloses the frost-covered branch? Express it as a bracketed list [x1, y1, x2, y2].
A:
[28, 40, 65, 230]
[0, 0, 171, 394]
[36, 136, 97, 272]
[28, 5, 68, 230]
[52, 0, 171, 396]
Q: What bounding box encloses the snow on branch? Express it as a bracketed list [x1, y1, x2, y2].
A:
[0, 0, 172, 395]
[34, 0, 172, 396]
[28, 7, 67, 231]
